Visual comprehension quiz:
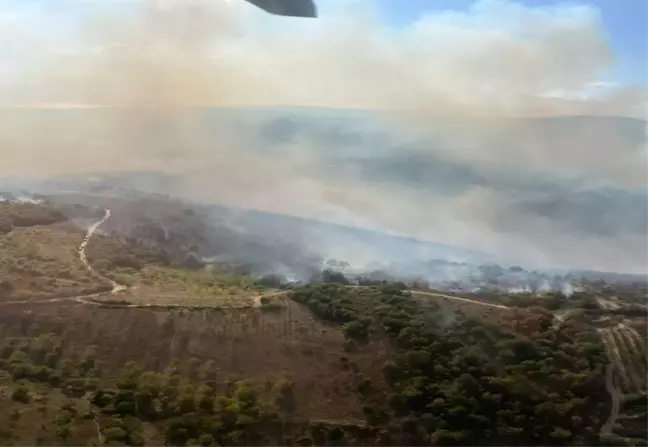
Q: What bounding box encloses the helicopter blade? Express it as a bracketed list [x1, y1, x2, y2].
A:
[242, 0, 317, 18]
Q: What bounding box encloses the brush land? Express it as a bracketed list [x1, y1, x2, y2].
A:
[0, 197, 645, 446]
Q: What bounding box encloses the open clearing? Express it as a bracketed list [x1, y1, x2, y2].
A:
[107, 266, 268, 308]
[0, 222, 111, 302]
[599, 323, 647, 396]
[598, 322, 648, 441]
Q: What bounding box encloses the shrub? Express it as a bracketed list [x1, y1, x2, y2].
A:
[11, 385, 30, 403]
[342, 320, 369, 340]
[261, 302, 283, 313]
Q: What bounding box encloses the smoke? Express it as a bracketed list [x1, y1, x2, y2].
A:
[0, 0, 645, 274]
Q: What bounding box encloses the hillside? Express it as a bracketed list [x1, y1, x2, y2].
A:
[41, 190, 490, 280]
[3, 109, 646, 274]
[0, 196, 644, 445]
[0, 198, 392, 444]
[0, 201, 112, 302]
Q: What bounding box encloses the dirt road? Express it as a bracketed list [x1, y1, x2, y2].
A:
[0, 209, 292, 310]
[601, 362, 622, 435]
[410, 290, 509, 309]
[0, 212, 510, 312]
[346, 284, 509, 310]
[78, 209, 126, 294]
[0, 209, 127, 307]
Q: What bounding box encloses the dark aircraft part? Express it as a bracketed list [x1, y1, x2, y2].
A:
[243, 0, 317, 17]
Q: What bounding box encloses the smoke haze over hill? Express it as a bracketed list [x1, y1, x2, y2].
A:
[0, 0, 645, 274]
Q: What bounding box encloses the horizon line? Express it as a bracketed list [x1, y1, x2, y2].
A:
[0, 103, 644, 121]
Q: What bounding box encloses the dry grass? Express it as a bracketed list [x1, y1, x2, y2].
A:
[109, 266, 267, 308]
[84, 232, 266, 308]
[0, 222, 110, 302]
[0, 201, 268, 308]
[85, 232, 269, 308]
[84, 232, 171, 274]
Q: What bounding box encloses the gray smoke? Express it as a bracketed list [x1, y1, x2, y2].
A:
[0, 0, 645, 274]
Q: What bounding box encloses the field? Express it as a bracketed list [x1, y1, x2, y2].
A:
[0, 220, 111, 302]
[597, 322, 648, 443]
[82, 218, 273, 309]
[599, 323, 647, 396]
[101, 266, 269, 308]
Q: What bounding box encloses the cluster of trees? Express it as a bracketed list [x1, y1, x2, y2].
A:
[497, 291, 599, 311]
[0, 202, 67, 234]
[91, 362, 286, 446]
[0, 335, 102, 394]
[378, 285, 610, 445]
[291, 284, 372, 340]
[292, 282, 614, 446]
[0, 331, 294, 446]
[0, 335, 104, 443]
[94, 414, 146, 446]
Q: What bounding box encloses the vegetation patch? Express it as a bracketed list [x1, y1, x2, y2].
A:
[290, 283, 613, 446]
[0, 224, 111, 301]
[0, 202, 66, 235]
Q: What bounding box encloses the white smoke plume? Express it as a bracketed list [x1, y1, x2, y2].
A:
[0, 0, 645, 273]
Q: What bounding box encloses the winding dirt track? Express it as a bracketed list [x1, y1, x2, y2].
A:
[0, 209, 127, 307]
[0, 209, 513, 312]
[0, 210, 307, 310]
[601, 362, 622, 436]
[78, 209, 126, 295]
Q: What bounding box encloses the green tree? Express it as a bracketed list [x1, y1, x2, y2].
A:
[342, 320, 368, 340]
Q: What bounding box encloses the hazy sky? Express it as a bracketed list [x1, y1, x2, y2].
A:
[0, 0, 645, 112]
[0, 0, 646, 274]
[376, 0, 647, 88]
